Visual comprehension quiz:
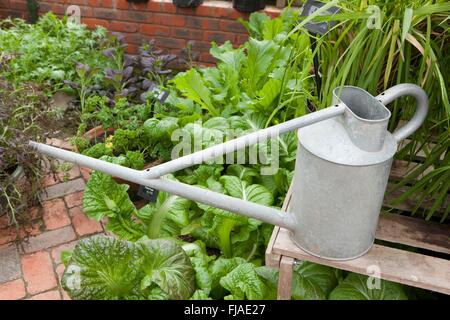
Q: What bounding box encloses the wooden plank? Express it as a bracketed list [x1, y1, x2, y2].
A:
[376, 213, 450, 254]
[277, 256, 295, 300]
[265, 251, 282, 268]
[397, 138, 440, 162]
[266, 226, 281, 267]
[389, 159, 433, 181]
[384, 184, 450, 214]
[272, 228, 450, 295]
[265, 184, 293, 267]
[265, 184, 292, 268]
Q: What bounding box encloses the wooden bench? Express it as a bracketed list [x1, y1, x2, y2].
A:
[265, 159, 450, 299]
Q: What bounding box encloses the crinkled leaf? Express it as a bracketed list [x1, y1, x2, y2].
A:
[60, 250, 72, 267]
[138, 239, 196, 300]
[190, 290, 212, 300]
[219, 263, 267, 300]
[61, 236, 143, 300]
[255, 266, 279, 299]
[182, 242, 214, 293]
[209, 257, 247, 290]
[147, 286, 170, 300]
[83, 171, 136, 221]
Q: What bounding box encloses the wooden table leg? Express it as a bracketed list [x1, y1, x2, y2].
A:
[277, 256, 295, 300]
[266, 253, 281, 268]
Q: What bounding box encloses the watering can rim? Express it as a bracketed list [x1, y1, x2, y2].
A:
[332, 85, 392, 124]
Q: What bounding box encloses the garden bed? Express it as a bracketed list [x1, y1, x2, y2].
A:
[1, 1, 449, 300]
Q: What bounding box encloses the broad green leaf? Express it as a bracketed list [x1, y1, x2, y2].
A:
[136, 186, 191, 239]
[143, 117, 179, 139]
[206, 177, 224, 193]
[255, 266, 279, 299]
[82, 171, 136, 220]
[147, 286, 170, 300]
[190, 290, 212, 300]
[209, 257, 246, 289]
[182, 122, 225, 149]
[329, 273, 408, 300]
[82, 171, 141, 240]
[226, 164, 259, 184]
[210, 43, 245, 72]
[278, 131, 298, 165]
[257, 78, 282, 109]
[244, 38, 280, 95]
[182, 242, 215, 293]
[173, 69, 219, 116]
[60, 250, 72, 267]
[61, 236, 143, 300]
[190, 165, 224, 187]
[138, 239, 196, 300]
[239, 13, 271, 40]
[219, 263, 267, 300]
[220, 175, 274, 206]
[204, 117, 229, 131]
[292, 261, 340, 300]
[262, 18, 284, 41]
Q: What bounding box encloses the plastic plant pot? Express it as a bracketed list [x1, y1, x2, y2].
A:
[233, 0, 265, 12]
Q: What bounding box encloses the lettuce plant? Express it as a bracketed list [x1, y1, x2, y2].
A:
[170, 10, 315, 124]
[61, 236, 195, 300]
[0, 13, 113, 91]
[328, 273, 408, 300]
[83, 171, 193, 240]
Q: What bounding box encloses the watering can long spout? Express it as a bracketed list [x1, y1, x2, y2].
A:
[30, 141, 296, 229]
[30, 105, 346, 231]
[29, 84, 428, 243]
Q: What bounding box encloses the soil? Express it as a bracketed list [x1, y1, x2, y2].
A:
[176, 234, 222, 257]
[206, 247, 221, 257]
[48, 107, 80, 140]
[178, 234, 195, 243]
[43, 93, 80, 140]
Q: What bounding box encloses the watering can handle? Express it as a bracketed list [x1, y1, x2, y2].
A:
[376, 83, 428, 142]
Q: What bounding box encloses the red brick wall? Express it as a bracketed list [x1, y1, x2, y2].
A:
[0, 0, 281, 65]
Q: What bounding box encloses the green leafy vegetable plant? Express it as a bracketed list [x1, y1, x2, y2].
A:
[61, 236, 195, 300]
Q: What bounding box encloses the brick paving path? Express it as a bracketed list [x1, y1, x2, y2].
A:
[0, 140, 103, 300]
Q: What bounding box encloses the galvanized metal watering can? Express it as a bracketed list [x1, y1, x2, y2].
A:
[30, 84, 428, 260]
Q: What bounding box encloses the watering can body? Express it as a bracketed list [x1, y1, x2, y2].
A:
[290, 85, 428, 259]
[30, 84, 428, 261]
[291, 87, 396, 259]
